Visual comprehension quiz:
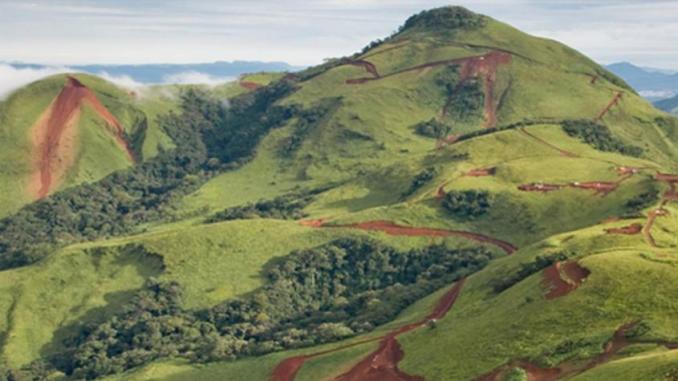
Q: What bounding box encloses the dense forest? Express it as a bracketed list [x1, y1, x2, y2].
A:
[561, 120, 643, 157]
[0, 80, 298, 270]
[31, 238, 497, 379]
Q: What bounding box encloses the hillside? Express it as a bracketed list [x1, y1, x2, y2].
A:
[0, 72, 281, 217]
[0, 6, 677, 381]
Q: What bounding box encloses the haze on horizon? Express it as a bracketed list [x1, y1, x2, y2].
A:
[1, 0, 677, 70]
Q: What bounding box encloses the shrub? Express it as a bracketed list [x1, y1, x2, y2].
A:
[492, 252, 569, 293]
[413, 119, 451, 138]
[402, 167, 438, 198]
[561, 120, 643, 157]
[443, 190, 492, 219]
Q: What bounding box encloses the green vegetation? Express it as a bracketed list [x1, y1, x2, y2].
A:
[492, 252, 568, 293]
[412, 118, 450, 138]
[400, 6, 486, 33]
[442, 190, 493, 220]
[561, 120, 644, 157]
[402, 167, 438, 198]
[49, 238, 492, 379]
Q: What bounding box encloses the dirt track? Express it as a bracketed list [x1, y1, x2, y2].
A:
[595, 91, 623, 121]
[519, 128, 578, 157]
[344, 51, 511, 129]
[543, 261, 590, 299]
[324, 220, 517, 255]
[29, 76, 135, 199]
[466, 167, 496, 177]
[604, 223, 643, 235]
[270, 280, 467, 381]
[474, 322, 678, 381]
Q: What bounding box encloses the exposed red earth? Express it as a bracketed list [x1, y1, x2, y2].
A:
[595, 91, 624, 121]
[29, 76, 135, 199]
[436, 183, 448, 199]
[604, 223, 643, 235]
[465, 167, 497, 177]
[543, 261, 590, 299]
[331, 220, 517, 255]
[474, 322, 678, 381]
[239, 81, 262, 90]
[655, 172, 678, 183]
[643, 204, 669, 247]
[589, 75, 599, 85]
[343, 51, 511, 128]
[435, 134, 460, 150]
[270, 280, 467, 381]
[345, 60, 381, 78]
[519, 128, 578, 157]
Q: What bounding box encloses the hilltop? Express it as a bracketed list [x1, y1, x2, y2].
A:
[0, 6, 677, 381]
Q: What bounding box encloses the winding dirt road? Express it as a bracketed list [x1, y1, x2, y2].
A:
[270, 280, 467, 381]
[543, 261, 590, 299]
[595, 91, 624, 121]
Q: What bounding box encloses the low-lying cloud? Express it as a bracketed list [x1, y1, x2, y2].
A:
[162, 71, 234, 86]
[0, 64, 236, 100]
[0, 63, 72, 98]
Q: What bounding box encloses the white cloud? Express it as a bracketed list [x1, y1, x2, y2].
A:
[0, 63, 73, 99]
[96, 72, 145, 89]
[162, 71, 234, 86]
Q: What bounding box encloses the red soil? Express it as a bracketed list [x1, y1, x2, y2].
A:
[569, 181, 619, 196]
[345, 60, 380, 78]
[655, 172, 678, 183]
[345, 51, 511, 129]
[436, 184, 447, 199]
[543, 261, 590, 299]
[465, 167, 496, 177]
[589, 75, 599, 85]
[519, 128, 578, 157]
[333, 280, 466, 381]
[29, 76, 135, 199]
[595, 91, 623, 121]
[239, 81, 262, 90]
[435, 134, 460, 150]
[270, 279, 467, 381]
[517, 183, 563, 193]
[473, 322, 673, 381]
[643, 205, 669, 247]
[604, 223, 643, 235]
[329, 220, 517, 255]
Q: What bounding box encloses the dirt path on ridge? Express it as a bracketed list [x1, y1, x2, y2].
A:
[519, 128, 578, 157]
[595, 91, 623, 121]
[28, 76, 136, 199]
[270, 280, 467, 381]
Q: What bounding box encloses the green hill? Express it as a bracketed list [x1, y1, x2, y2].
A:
[655, 95, 678, 115]
[0, 6, 677, 381]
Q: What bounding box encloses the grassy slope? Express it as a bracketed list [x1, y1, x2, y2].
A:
[1, 9, 678, 381]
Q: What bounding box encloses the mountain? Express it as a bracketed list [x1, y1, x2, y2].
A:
[0, 6, 678, 381]
[0, 72, 282, 217]
[8, 61, 300, 84]
[606, 61, 678, 100]
[655, 94, 678, 115]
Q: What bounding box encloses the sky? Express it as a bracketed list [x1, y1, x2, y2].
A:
[0, 0, 677, 69]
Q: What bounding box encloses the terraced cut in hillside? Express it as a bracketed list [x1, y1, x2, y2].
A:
[28, 76, 136, 198]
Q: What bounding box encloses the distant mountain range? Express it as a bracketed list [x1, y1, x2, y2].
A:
[7, 60, 300, 84]
[655, 94, 678, 114]
[605, 62, 678, 101]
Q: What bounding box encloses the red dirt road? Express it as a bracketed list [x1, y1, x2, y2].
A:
[518, 183, 563, 193]
[474, 322, 677, 381]
[519, 128, 578, 157]
[466, 167, 496, 177]
[344, 51, 511, 129]
[543, 261, 590, 299]
[270, 280, 467, 381]
[595, 91, 623, 121]
[604, 223, 643, 235]
[643, 205, 669, 247]
[327, 220, 517, 255]
[29, 76, 135, 198]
